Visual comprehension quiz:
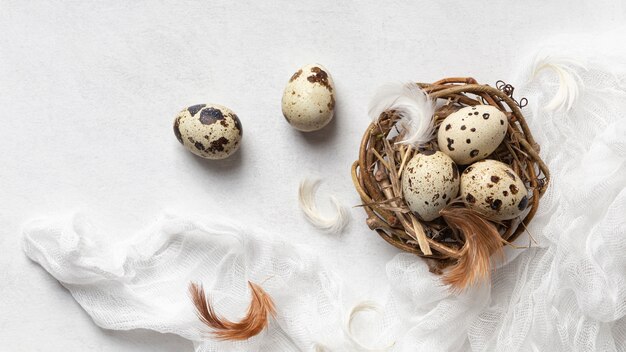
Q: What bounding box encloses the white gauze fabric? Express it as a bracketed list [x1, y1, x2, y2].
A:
[381, 34, 626, 351]
[22, 32, 626, 352]
[22, 213, 348, 351]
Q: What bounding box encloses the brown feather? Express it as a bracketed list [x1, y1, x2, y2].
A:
[188, 281, 277, 341]
[440, 207, 505, 292]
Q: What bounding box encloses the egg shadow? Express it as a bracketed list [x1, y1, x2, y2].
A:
[297, 110, 340, 147]
[186, 141, 245, 175]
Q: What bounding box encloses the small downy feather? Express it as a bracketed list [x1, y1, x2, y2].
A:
[314, 344, 332, 352]
[368, 82, 435, 147]
[189, 281, 276, 341]
[299, 179, 350, 234]
[344, 301, 394, 351]
[440, 207, 505, 292]
[530, 53, 587, 112]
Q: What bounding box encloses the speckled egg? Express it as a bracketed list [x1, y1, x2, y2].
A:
[460, 159, 529, 221]
[401, 151, 460, 221]
[281, 64, 335, 132]
[437, 105, 508, 165]
[173, 104, 242, 159]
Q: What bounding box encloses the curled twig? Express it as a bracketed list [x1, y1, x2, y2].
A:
[189, 281, 276, 341]
[496, 80, 528, 108]
[481, 80, 528, 108]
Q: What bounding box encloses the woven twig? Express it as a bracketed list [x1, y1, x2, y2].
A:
[351, 77, 550, 274]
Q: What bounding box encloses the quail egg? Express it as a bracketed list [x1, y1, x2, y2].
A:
[437, 105, 508, 165]
[173, 104, 242, 159]
[281, 64, 335, 132]
[401, 150, 460, 221]
[460, 159, 529, 221]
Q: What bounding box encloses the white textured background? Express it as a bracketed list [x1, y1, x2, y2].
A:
[1, 1, 624, 350]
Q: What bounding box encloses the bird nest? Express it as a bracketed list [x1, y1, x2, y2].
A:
[351, 77, 550, 290]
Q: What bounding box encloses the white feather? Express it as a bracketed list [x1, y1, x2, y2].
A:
[344, 301, 395, 351]
[368, 82, 435, 147]
[530, 53, 587, 112]
[298, 179, 350, 234]
[314, 344, 332, 352]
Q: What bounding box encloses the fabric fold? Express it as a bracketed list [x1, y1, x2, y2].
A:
[23, 213, 346, 351]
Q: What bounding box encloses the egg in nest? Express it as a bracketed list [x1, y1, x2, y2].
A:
[401, 151, 460, 221]
[437, 105, 508, 165]
[460, 159, 529, 221]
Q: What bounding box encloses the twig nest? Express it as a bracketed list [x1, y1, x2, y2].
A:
[281, 64, 335, 132]
[460, 159, 529, 221]
[437, 105, 508, 165]
[174, 104, 242, 160]
[352, 77, 551, 291]
[401, 151, 459, 221]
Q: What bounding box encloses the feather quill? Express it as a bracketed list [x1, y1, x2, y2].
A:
[368, 82, 435, 147]
[189, 281, 276, 341]
[530, 53, 587, 112]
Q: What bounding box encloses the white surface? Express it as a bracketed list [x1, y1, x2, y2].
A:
[1, 1, 624, 351]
